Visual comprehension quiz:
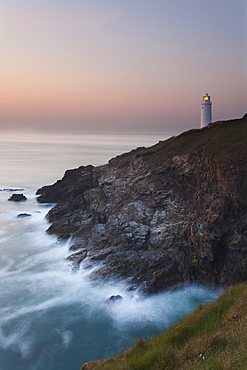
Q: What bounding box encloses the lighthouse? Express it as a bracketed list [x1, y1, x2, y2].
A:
[201, 93, 212, 128]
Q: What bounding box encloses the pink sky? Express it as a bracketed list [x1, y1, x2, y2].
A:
[0, 0, 246, 134]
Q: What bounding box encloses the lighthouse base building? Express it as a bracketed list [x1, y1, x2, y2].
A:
[201, 93, 212, 128]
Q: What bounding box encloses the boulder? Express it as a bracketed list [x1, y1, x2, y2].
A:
[8, 193, 27, 202]
[17, 213, 31, 218]
[107, 295, 123, 302]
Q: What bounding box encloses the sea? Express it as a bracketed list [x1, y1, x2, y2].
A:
[0, 132, 221, 370]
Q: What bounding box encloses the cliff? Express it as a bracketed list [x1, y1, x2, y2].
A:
[36, 114, 247, 293]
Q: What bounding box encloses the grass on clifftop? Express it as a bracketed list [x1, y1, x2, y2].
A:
[81, 283, 247, 369]
[142, 114, 247, 167]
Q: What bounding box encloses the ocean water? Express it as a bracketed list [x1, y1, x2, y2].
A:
[0, 132, 221, 370]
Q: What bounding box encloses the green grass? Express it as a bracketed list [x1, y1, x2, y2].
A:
[141, 115, 247, 168]
[81, 283, 247, 369]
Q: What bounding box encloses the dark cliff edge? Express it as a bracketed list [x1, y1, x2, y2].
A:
[36, 114, 247, 293]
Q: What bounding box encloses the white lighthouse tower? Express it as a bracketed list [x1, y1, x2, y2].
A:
[201, 93, 212, 128]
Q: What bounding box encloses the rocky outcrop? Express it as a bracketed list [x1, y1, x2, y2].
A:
[8, 193, 27, 202]
[17, 213, 32, 218]
[36, 115, 247, 293]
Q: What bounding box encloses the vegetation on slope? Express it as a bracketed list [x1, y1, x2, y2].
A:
[142, 114, 247, 167]
[81, 283, 247, 369]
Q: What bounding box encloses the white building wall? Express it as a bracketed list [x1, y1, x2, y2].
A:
[201, 93, 212, 128]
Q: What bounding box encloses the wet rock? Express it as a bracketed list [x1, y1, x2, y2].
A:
[0, 188, 24, 192]
[66, 250, 87, 269]
[17, 213, 31, 218]
[69, 242, 87, 251]
[107, 295, 123, 302]
[8, 193, 27, 202]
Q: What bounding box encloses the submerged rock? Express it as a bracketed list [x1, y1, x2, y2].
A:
[8, 193, 27, 202]
[66, 250, 87, 269]
[107, 295, 123, 302]
[0, 188, 24, 192]
[17, 213, 32, 218]
[36, 115, 247, 293]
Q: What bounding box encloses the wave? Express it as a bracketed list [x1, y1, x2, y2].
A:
[0, 192, 221, 369]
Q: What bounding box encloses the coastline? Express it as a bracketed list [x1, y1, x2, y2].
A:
[36, 115, 247, 293]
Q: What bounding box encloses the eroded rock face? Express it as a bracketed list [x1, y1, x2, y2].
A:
[36, 115, 247, 293]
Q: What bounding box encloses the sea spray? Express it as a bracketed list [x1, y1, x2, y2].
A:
[0, 191, 222, 369]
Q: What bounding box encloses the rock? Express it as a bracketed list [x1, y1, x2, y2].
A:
[107, 295, 123, 302]
[0, 188, 24, 192]
[8, 193, 27, 202]
[69, 242, 87, 251]
[36, 115, 247, 293]
[36, 165, 96, 204]
[66, 250, 87, 269]
[17, 213, 32, 218]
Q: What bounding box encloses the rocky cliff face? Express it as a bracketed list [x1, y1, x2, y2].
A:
[36, 115, 247, 293]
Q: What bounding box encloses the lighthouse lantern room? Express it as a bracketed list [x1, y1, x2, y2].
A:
[201, 93, 212, 128]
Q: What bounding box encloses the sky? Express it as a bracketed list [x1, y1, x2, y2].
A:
[0, 0, 246, 134]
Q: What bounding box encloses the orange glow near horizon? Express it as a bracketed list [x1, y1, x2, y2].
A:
[0, 80, 173, 117]
[0, 1, 246, 133]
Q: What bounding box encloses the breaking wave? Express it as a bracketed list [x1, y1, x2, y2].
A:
[0, 190, 221, 370]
